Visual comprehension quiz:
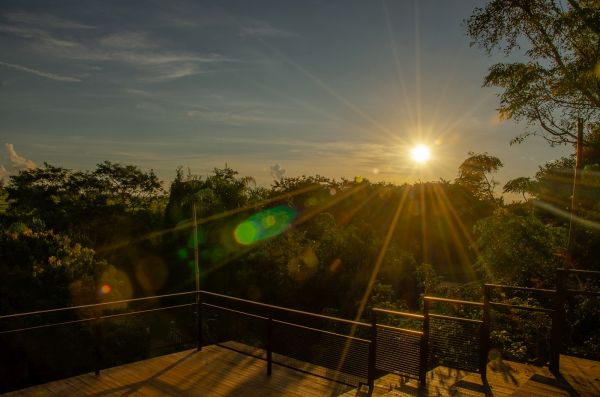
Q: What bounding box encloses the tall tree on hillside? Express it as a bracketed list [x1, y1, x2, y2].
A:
[5, 162, 163, 247]
[466, 0, 600, 146]
[456, 152, 504, 202]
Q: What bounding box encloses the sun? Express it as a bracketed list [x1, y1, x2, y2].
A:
[411, 145, 431, 164]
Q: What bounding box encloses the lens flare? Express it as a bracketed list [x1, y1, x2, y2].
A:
[234, 205, 297, 245]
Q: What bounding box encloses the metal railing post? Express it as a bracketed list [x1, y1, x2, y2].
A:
[550, 269, 567, 374]
[367, 310, 377, 393]
[93, 313, 103, 376]
[196, 291, 202, 351]
[481, 285, 491, 383]
[267, 314, 273, 376]
[419, 299, 430, 392]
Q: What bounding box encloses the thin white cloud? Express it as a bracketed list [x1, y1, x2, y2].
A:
[0, 23, 81, 48]
[3, 11, 94, 29]
[143, 63, 202, 82]
[0, 143, 37, 181]
[240, 21, 296, 38]
[186, 109, 263, 126]
[98, 32, 157, 50]
[0, 60, 81, 82]
[1, 12, 231, 82]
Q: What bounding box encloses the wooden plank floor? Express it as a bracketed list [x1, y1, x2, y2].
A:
[4, 346, 599, 397]
[3, 345, 352, 397]
[341, 354, 600, 397]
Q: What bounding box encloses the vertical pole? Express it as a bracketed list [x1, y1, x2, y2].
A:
[94, 314, 103, 375]
[196, 291, 202, 351]
[267, 315, 273, 376]
[368, 310, 377, 393]
[567, 118, 584, 259]
[550, 269, 567, 374]
[481, 285, 491, 383]
[193, 203, 200, 292]
[419, 299, 430, 392]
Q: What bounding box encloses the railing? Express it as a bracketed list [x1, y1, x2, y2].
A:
[198, 290, 373, 387]
[0, 291, 198, 392]
[2, 267, 599, 394]
[423, 296, 486, 380]
[371, 308, 426, 391]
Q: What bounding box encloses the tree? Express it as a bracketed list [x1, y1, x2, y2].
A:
[456, 152, 504, 202]
[4, 162, 163, 247]
[0, 225, 116, 314]
[503, 176, 534, 201]
[473, 208, 566, 286]
[466, 0, 600, 146]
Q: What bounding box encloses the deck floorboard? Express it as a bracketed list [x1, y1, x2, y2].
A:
[3, 345, 599, 397]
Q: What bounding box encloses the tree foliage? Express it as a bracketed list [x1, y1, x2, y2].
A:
[466, 0, 600, 145]
[456, 152, 504, 202]
[473, 208, 566, 286]
[0, 226, 114, 314]
[5, 162, 163, 247]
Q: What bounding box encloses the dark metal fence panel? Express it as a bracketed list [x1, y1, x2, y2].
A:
[428, 315, 482, 372]
[0, 299, 196, 394]
[485, 284, 555, 366]
[202, 303, 268, 359]
[561, 269, 600, 361]
[199, 292, 371, 387]
[375, 325, 422, 379]
[0, 321, 97, 393]
[271, 320, 369, 386]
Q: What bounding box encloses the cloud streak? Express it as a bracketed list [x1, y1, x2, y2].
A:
[0, 143, 37, 181]
[2, 11, 93, 29]
[0, 60, 81, 82]
[0, 10, 231, 82]
[240, 20, 296, 38]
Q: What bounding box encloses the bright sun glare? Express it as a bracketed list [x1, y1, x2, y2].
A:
[411, 145, 431, 164]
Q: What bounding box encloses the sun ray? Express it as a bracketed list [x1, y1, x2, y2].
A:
[255, 38, 393, 137]
[335, 186, 411, 375]
[414, 0, 422, 135]
[382, 0, 416, 128]
[96, 183, 325, 254]
[201, 182, 371, 278]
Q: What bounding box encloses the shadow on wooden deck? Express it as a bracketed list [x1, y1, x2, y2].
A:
[3, 345, 599, 397]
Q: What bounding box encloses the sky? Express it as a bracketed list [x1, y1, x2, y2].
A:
[0, 0, 571, 190]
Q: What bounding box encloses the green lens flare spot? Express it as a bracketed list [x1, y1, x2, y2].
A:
[234, 205, 297, 246]
[262, 215, 276, 227]
[234, 221, 258, 245]
[178, 248, 188, 259]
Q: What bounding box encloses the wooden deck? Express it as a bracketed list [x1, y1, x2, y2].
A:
[3, 344, 599, 397]
[342, 354, 600, 397]
[2, 344, 352, 397]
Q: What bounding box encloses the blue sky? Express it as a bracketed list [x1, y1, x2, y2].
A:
[0, 0, 570, 189]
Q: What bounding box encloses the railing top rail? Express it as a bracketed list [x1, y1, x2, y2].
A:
[200, 290, 370, 328]
[489, 302, 554, 314]
[485, 284, 555, 295]
[429, 313, 483, 324]
[376, 323, 423, 336]
[0, 290, 197, 320]
[272, 319, 371, 343]
[567, 289, 600, 297]
[0, 302, 196, 335]
[424, 296, 483, 307]
[558, 268, 600, 276]
[372, 307, 424, 320]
